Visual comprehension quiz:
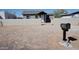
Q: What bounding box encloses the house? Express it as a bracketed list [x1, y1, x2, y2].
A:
[38, 12, 51, 23]
[22, 10, 51, 23]
[71, 11, 79, 18]
[60, 11, 79, 18]
[60, 14, 72, 18]
[0, 11, 17, 19]
[22, 11, 47, 19]
[48, 14, 54, 19]
[37, 11, 47, 21]
[22, 10, 52, 23]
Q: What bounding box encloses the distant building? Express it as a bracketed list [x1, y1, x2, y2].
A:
[22, 11, 51, 23]
[60, 14, 72, 18]
[0, 11, 17, 19]
[37, 11, 47, 21]
[22, 11, 47, 20]
[71, 11, 79, 18]
[22, 10, 52, 23]
[48, 14, 54, 19]
[23, 11, 51, 22]
[61, 11, 79, 18]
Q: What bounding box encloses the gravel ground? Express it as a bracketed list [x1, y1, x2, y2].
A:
[0, 23, 79, 50]
[0, 24, 54, 50]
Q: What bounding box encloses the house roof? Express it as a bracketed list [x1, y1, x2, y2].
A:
[37, 11, 47, 14]
[71, 11, 79, 15]
[22, 10, 47, 15]
[61, 11, 79, 17]
[60, 14, 71, 17]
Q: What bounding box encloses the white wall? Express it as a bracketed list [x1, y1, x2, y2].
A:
[61, 16, 72, 18]
[61, 14, 79, 18]
[0, 18, 79, 26]
[52, 18, 79, 28]
[0, 19, 42, 26]
[73, 14, 79, 18]
[30, 15, 35, 19]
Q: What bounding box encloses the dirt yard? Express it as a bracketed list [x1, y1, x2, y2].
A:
[0, 23, 79, 50]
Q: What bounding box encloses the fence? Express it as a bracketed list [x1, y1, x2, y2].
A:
[0, 18, 79, 26]
[0, 19, 42, 26]
[52, 18, 79, 26]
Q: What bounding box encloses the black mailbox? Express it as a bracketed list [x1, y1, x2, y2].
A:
[60, 23, 71, 41]
[60, 23, 71, 31]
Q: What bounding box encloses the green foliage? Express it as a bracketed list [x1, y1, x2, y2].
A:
[53, 9, 68, 18]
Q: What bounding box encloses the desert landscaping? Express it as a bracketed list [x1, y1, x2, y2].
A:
[0, 18, 79, 50]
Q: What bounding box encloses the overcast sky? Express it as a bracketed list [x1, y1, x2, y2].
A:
[0, 9, 79, 16]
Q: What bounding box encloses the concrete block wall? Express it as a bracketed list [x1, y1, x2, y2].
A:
[0, 18, 79, 26]
[0, 19, 42, 26]
[52, 18, 79, 29]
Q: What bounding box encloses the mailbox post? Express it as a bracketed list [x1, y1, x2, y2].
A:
[63, 30, 67, 41]
[60, 23, 71, 42]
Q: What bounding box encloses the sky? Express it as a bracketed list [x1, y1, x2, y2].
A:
[0, 9, 79, 17]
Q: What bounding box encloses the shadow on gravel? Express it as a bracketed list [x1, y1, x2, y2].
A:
[68, 36, 77, 43]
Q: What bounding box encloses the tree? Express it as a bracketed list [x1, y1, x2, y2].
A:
[53, 9, 68, 18]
